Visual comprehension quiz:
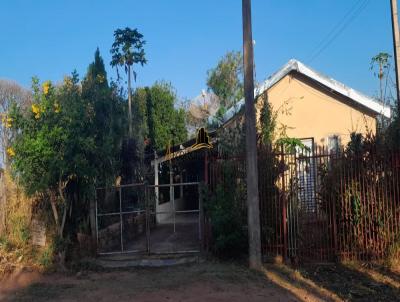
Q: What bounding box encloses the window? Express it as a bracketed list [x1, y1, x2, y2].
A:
[328, 135, 340, 154]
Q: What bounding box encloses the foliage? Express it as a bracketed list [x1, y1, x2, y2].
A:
[217, 121, 245, 156]
[259, 100, 276, 145]
[110, 27, 147, 138]
[82, 48, 125, 186]
[205, 163, 247, 257]
[207, 51, 243, 112]
[8, 74, 87, 244]
[37, 243, 55, 268]
[370, 52, 395, 120]
[7, 49, 126, 265]
[133, 82, 187, 152]
[383, 107, 400, 151]
[276, 137, 309, 153]
[318, 132, 398, 260]
[370, 52, 392, 81]
[110, 27, 147, 81]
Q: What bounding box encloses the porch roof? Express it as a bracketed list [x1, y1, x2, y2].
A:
[152, 131, 217, 165]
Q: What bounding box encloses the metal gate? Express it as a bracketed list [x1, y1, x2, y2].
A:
[283, 148, 336, 262]
[95, 182, 202, 255]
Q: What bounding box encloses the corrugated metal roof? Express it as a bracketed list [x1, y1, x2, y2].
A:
[217, 59, 391, 124]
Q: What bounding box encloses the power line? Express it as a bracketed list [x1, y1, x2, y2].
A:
[307, 0, 371, 63]
[308, 0, 365, 59]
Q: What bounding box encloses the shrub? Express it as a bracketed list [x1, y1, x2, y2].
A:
[205, 163, 247, 257]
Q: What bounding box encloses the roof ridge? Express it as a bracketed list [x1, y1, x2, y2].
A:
[219, 59, 391, 124]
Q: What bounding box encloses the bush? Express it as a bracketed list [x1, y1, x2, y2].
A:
[205, 163, 247, 257]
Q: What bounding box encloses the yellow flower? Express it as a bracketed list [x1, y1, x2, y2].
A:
[2, 116, 12, 128]
[54, 102, 61, 113]
[31, 104, 41, 119]
[42, 81, 51, 95]
[6, 117, 12, 128]
[6, 147, 15, 157]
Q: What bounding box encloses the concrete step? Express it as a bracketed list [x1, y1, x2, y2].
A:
[96, 252, 202, 268]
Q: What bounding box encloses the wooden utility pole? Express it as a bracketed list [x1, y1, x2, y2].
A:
[242, 0, 262, 270]
[391, 0, 400, 112]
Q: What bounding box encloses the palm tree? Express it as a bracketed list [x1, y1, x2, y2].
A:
[110, 27, 147, 137]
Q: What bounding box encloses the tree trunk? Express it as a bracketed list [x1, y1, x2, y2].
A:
[50, 192, 60, 231]
[128, 65, 133, 138]
[242, 0, 262, 271]
[58, 179, 68, 238]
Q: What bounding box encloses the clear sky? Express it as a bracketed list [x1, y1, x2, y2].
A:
[0, 0, 394, 101]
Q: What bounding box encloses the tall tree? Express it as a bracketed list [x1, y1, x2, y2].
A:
[110, 27, 147, 137]
[82, 48, 125, 186]
[133, 82, 187, 152]
[207, 51, 244, 113]
[147, 82, 187, 151]
[370, 52, 392, 104]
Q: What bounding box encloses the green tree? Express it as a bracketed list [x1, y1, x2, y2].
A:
[82, 48, 125, 186]
[133, 82, 187, 152]
[110, 27, 147, 137]
[370, 52, 392, 104]
[207, 51, 244, 112]
[131, 87, 149, 157]
[9, 74, 96, 241]
[147, 82, 187, 151]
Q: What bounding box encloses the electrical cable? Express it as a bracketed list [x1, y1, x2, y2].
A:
[307, 0, 371, 63]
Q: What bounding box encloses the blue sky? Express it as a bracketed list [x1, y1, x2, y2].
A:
[0, 0, 394, 101]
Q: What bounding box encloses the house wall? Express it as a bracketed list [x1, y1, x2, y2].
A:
[255, 72, 377, 147]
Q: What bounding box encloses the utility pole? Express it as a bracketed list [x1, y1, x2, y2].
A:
[242, 0, 262, 270]
[391, 0, 400, 112]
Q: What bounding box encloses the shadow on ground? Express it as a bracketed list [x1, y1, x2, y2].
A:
[2, 261, 400, 302]
[264, 262, 400, 302]
[1, 262, 297, 302]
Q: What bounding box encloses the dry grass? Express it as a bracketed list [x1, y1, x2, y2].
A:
[0, 172, 47, 279]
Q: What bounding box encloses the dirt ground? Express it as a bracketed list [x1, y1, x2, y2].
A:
[0, 261, 399, 302]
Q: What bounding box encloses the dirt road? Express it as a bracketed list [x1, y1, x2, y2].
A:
[1, 261, 399, 301]
[1, 262, 296, 302]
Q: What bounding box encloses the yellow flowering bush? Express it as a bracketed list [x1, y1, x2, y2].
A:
[31, 104, 41, 119]
[2, 115, 13, 128]
[42, 81, 51, 95]
[6, 147, 15, 157]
